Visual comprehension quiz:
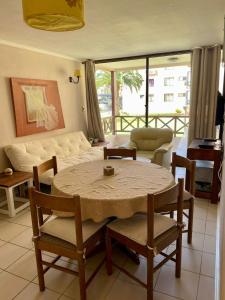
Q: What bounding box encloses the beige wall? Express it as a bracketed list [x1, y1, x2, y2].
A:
[0, 44, 87, 170]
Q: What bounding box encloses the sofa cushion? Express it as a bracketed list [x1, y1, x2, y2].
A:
[131, 128, 173, 151]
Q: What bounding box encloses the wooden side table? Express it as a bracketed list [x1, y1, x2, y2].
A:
[0, 171, 33, 217]
[187, 139, 222, 204]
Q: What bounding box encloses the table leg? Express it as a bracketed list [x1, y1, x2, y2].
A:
[5, 187, 16, 217]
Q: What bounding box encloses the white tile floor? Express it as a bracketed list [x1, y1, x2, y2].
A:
[0, 195, 217, 300]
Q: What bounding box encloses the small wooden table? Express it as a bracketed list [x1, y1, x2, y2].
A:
[0, 171, 33, 217]
[187, 139, 222, 204]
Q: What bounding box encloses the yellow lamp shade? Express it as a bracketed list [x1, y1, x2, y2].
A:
[74, 69, 80, 77]
[22, 0, 85, 32]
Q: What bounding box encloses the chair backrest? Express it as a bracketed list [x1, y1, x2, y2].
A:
[33, 156, 58, 191]
[104, 147, 136, 160]
[171, 152, 196, 194]
[147, 178, 184, 247]
[29, 188, 83, 249]
[130, 128, 173, 151]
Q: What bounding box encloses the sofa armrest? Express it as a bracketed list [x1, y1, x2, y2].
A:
[152, 142, 173, 169]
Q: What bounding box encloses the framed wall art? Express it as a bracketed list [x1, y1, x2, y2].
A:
[10, 78, 65, 137]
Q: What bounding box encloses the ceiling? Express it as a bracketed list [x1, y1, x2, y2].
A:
[0, 1, 224, 61]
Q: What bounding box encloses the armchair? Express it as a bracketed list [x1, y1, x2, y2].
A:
[128, 128, 173, 168]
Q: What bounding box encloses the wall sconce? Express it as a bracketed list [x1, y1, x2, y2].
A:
[69, 70, 80, 84]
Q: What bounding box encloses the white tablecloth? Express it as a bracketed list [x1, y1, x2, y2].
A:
[52, 160, 175, 222]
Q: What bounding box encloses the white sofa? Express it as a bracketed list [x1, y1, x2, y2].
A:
[4, 131, 103, 185]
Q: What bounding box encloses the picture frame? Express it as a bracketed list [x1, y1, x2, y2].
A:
[10, 78, 65, 137]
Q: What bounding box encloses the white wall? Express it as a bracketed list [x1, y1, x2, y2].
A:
[0, 44, 87, 170]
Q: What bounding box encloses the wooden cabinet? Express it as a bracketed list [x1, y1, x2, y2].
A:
[187, 139, 222, 204]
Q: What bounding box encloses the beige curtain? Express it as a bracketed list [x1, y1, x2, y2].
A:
[188, 45, 221, 144]
[84, 60, 105, 142]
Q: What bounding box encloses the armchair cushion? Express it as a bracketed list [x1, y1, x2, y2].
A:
[129, 128, 173, 168]
[130, 128, 173, 151]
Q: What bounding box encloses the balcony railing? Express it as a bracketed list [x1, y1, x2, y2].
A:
[102, 114, 189, 137]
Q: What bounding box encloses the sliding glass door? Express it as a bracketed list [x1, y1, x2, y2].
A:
[95, 53, 191, 138]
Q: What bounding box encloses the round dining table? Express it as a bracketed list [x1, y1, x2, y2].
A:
[52, 160, 175, 222]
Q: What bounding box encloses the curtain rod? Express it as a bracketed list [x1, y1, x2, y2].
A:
[90, 49, 191, 64]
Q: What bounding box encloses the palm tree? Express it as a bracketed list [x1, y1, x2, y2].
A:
[96, 70, 143, 115]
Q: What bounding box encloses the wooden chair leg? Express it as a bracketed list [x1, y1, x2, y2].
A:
[170, 211, 174, 218]
[105, 229, 113, 275]
[147, 250, 154, 300]
[34, 246, 45, 291]
[78, 256, 86, 300]
[175, 231, 182, 278]
[187, 199, 194, 244]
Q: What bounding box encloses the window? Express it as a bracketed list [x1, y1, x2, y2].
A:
[149, 70, 158, 76]
[178, 93, 186, 98]
[164, 77, 174, 86]
[149, 94, 154, 102]
[187, 71, 191, 86]
[149, 78, 154, 87]
[164, 93, 174, 102]
[178, 76, 187, 81]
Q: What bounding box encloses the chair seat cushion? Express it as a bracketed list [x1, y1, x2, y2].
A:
[40, 217, 108, 245]
[156, 190, 194, 213]
[107, 213, 176, 246]
[183, 190, 193, 201]
[170, 190, 193, 203]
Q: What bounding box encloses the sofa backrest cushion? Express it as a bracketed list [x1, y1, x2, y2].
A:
[130, 128, 173, 151]
[4, 131, 91, 172]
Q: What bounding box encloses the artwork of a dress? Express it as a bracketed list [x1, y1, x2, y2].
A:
[22, 85, 59, 130]
[10, 78, 65, 136]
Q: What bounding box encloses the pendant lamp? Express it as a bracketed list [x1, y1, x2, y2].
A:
[22, 0, 85, 32]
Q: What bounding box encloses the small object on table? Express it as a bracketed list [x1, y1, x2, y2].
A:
[104, 166, 114, 176]
[4, 168, 13, 176]
[91, 141, 109, 147]
[88, 137, 94, 145]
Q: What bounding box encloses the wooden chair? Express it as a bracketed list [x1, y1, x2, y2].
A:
[159, 152, 196, 244]
[105, 179, 184, 300]
[104, 147, 136, 160]
[33, 156, 58, 225]
[29, 188, 107, 300]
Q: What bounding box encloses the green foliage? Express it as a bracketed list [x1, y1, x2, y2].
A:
[175, 108, 183, 114]
[96, 70, 143, 93]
